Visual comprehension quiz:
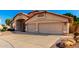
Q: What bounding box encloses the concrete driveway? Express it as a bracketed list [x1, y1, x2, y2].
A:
[0, 31, 71, 48]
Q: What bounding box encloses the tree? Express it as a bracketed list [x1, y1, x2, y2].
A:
[64, 13, 79, 42]
[5, 18, 11, 26]
[73, 16, 78, 21]
[63, 13, 78, 21]
[63, 13, 74, 17]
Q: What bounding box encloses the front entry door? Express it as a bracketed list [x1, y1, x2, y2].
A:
[17, 19, 25, 32]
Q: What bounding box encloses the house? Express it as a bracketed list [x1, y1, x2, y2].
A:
[11, 11, 73, 35]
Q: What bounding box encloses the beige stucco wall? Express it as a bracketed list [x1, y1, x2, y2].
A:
[12, 14, 28, 31]
[25, 22, 69, 34]
[25, 13, 70, 34]
[25, 13, 68, 24]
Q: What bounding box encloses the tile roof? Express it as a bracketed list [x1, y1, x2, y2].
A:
[25, 11, 73, 23]
[11, 11, 73, 23]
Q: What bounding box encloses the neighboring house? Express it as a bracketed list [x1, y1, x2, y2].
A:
[11, 11, 73, 35]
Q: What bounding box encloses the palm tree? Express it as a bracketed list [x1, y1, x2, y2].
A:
[5, 18, 11, 26]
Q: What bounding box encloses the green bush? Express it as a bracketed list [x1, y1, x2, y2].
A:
[1, 29, 6, 32]
[1, 26, 7, 32]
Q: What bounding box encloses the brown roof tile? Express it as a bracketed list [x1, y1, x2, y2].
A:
[25, 11, 73, 23]
[11, 12, 29, 22]
[11, 11, 73, 23]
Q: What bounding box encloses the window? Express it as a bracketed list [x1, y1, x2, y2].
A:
[37, 14, 44, 17]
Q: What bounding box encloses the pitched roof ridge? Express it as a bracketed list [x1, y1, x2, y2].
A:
[47, 12, 72, 19]
[25, 11, 73, 23]
[11, 12, 29, 22]
[27, 11, 46, 17]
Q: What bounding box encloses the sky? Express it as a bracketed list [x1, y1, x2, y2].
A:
[0, 10, 79, 24]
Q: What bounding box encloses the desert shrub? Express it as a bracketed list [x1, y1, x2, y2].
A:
[56, 39, 76, 48]
[1, 26, 7, 32]
[1, 28, 6, 32]
[74, 32, 79, 36]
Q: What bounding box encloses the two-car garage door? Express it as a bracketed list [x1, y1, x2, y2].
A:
[26, 23, 64, 34]
[39, 23, 63, 34]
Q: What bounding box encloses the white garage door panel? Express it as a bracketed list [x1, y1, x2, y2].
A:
[39, 23, 63, 34]
[27, 24, 36, 32]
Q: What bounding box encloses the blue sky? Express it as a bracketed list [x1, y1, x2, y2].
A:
[0, 10, 79, 24]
